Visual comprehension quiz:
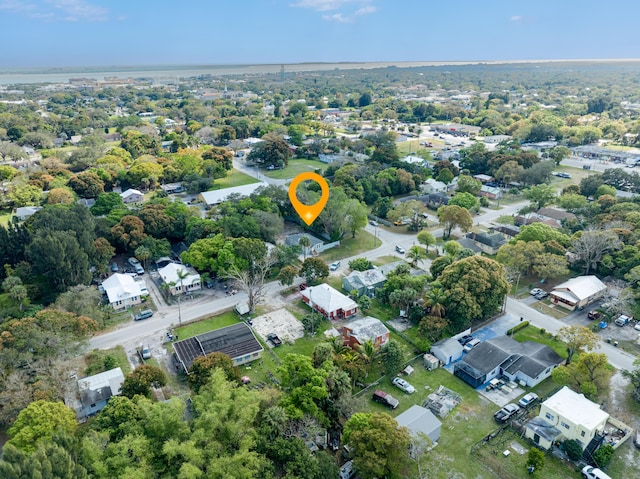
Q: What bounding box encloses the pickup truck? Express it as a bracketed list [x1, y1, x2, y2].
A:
[587, 310, 602, 321]
[266, 333, 282, 347]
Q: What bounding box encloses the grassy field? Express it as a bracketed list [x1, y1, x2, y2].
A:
[0, 210, 11, 226]
[175, 310, 240, 339]
[318, 231, 378, 262]
[84, 346, 131, 376]
[263, 158, 326, 180]
[513, 325, 568, 358]
[213, 168, 260, 189]
[372, 255, 401, 266]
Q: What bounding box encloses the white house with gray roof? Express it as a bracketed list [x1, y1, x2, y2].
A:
[430, 338, 464, 366]
[395, 404, 442, 451]
[342, 268, 386, 297]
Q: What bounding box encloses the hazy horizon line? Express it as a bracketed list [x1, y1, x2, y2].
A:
[4, 57, 640, 72]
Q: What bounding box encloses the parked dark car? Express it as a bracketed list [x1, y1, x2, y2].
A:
[587, 310, 602, 321]
[457, 334, 473, 346]
[372, 390, 399, 409]
[534, 291, 549, 300]
[266, 333, 282, 347]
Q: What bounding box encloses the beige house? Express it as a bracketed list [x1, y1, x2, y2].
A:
[550, 275, 607, 311]
[524, 386, 609, 450]
[159, 263, 201, 295]
[120, 188, 144, 204]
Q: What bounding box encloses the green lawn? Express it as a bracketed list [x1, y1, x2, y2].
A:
[372, 255, 402, 267]
[175, 310, 241, 339]
[513, 325, 567, 358]
[213, 168, 260, 189]
[262, 158, 326, 180]
[0, 210, 11, 226]
[84, 346, 131, 376]
[318, 231, 378, 262]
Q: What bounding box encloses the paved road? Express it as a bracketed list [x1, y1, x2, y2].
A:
[562, 154, 639, 174]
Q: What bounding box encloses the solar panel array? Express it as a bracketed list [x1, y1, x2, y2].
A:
[173, 323, 263, 373]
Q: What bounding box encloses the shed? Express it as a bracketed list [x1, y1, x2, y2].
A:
[395, 405, 442, 447]
[423, 353, 440, 371]
[430, 338, 463, 365]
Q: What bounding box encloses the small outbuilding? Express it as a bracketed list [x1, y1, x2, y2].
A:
[395, 405, 442, 449]
[550, 275, 607, 311]
[76, 367, 125, 419]
[430, 338, 463, 366]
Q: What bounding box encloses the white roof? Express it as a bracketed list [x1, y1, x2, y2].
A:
[199, 182, 268, 206]
[552, 275, 606, 302]
[301, 283, 357, 314]
[120, 188, 143, 198]
[401, 155, 426, 165]
[102, 273, 142, 303]
[78, 367, 125, 395]
[159, 263, 200, 286]
[542, 386, 609, 431]
[425, 178, 447, 190]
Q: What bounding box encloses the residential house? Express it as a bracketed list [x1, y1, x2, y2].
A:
[173, 323, 264, 373]
[490, 224, 520, 238]
[473, 174, 494, 184]
[479, 185, 503, 200]
[285, 233, 324, 257]
[158, 263, 201, 295]
[524, 386, 609, 450]
[198, 182, 269, 207]
[430, 338, 464, 366]
[421, 178, 447, 194]
[550, 275, 607, 311]
[14, 206, 43, 221]
[534, 207, 577, 228]
[456, 237, 482, 255]
[401, 155, 428, 167]
[160, 182, 184, 194]
[101, 273, 142, 311]
[76, 367, 125, 419]
[395, 404, 442, 449]
[300, 283, 358, 320]
[76, 198, 96, 208]
[120, 188, 144, 204]
[453, 336, 563, 388]
[342, 316, 390, 349]
[425, 192, 449, 209]
[465, 232, 507, 255]
[431, 123, 481, 138]
[514, 214, 562, 229]
[342, 268, 386, 297]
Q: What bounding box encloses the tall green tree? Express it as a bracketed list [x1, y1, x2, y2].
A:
[438, 205, 473, 239]
[343, 412, 411, 479]
[7, 401, 76, 452]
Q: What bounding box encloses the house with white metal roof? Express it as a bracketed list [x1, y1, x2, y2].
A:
[102, 273, 142, 311]
[158, 263, 201, 295]
[300, 283, 357, 320]
[550, 275, 607, 311]
[120, 188, 144, 204]
[76, 367, 125, 419]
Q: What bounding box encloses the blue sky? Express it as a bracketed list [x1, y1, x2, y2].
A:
[1, 0, 638, 68]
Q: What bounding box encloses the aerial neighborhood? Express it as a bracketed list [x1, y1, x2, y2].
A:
[2, 60, 640, 479]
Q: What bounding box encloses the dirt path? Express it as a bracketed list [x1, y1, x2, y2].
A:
[608, 372, 640, 469]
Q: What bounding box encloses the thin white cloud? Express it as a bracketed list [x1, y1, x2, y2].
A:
[0, 0, 108, 21]
[510, 15, 523, 22]
[355, 5, 376, 15]
[292, 0, 366, 12]
[322, 12, 350, 23]
[0, 0, 37, 13]
[46, 0, 108, 21]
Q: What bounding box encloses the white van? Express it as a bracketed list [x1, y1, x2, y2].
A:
[339, 460, 355, 479]
[581, 465, 612, 479]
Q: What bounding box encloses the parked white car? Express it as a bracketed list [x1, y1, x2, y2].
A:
[392, 377, 416, 394]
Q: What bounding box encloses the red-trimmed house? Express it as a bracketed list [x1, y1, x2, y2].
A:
[300, 283, 358, 320]
[342, 316, 390, 349]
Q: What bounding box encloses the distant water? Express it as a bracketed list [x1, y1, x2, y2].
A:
[0, 61, 512, 86]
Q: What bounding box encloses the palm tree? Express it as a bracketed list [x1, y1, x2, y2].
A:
[327, 335, 348, 355]
[299, 235, 311, 261]
[424, 286, 446, 318]
[357, 339, 378, 378]
[175, 267, 190, 326]
[407, 245, 426, 269]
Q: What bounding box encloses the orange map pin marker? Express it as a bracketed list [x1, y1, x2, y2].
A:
[288, 172, 330, 226]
